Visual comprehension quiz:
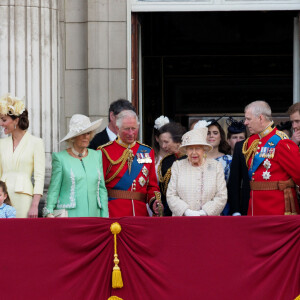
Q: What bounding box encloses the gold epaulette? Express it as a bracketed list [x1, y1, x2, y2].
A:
[276, 130, 289, 140]
[137, 141, 152, 150]
[97, 140, 113, 150]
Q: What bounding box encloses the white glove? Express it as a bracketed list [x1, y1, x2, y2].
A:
[46, 213, 55, 218]
[184, 209, 201, 216]
[232, 212, 241, 216]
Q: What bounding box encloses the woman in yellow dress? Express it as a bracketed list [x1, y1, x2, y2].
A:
[0, 94, 45, 218]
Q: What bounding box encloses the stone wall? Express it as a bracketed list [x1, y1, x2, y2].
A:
[0, 0, 59, 179]
[59, 0, 128, 148]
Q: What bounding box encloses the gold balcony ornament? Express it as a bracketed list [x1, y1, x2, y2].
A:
[108, 296, 123, 300]
[110, 222, 123, 289]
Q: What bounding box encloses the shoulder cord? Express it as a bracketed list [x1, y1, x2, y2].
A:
[102, 147, 132, 183]
[242, 138, 260, 166]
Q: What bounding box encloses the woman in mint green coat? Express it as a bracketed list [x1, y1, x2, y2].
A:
[44, 114, 108, 217]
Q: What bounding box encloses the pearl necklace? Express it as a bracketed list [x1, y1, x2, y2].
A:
[71, 147, 86, 158]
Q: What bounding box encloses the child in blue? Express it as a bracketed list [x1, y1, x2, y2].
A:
[0, 181, 16, 218]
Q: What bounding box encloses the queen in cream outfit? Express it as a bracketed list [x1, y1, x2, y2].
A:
[0, 94, 45, 218]
[167, 122, 227, 216]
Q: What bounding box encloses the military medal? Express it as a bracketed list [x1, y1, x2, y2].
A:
[138, 176, 146, 187]
[142, 166, 149, 177]
[137, 152, 152, 163]
[137, 153, 145, 164]
[263, 159, 271, 170]
[145, 153, 152, 163]
[269, 148, 275, 159]
[262, 170, 271, 180]
[259, 147, 267, 158]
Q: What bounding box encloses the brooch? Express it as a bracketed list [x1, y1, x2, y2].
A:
[138, 176, 146, 187]
[142, 166, 149, 177]
[262, 170, 271, 180]
[263, 159, 271, 170]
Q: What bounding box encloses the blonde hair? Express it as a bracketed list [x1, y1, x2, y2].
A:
[66, 130, 96, 147]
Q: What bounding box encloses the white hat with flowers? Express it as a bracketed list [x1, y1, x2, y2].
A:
[0, 93, 26, 116]
[180, 120, 213, 152]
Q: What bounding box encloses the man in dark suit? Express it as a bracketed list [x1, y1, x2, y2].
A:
[228, 140, 250, 215]
[89, 99, 136, 150]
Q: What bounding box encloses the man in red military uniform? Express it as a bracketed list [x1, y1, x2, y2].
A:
[242, 101, 300, 215]
[99, 110, 162, 217]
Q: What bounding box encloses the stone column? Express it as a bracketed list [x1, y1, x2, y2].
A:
[0, 0, 59, 205]
[61, 0, 128, 134]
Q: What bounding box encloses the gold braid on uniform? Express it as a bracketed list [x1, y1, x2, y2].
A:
[101, 147, 134, 184]
[161, 169, 171, 195]
[157, 158, 164, 183]
[242, 137, 260, 166]
[158, 153, 185, 195]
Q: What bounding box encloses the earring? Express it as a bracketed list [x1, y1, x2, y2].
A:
[14, 124, 16, 130]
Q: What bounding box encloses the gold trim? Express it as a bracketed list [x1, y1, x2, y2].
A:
[102, 147, 134, 183]
[242, 138, 260, 166]
[116, 137, 136, 149]
[259, 121, 274, 138]
[98, 140, 113, 150]
[137, 141, 152, 149]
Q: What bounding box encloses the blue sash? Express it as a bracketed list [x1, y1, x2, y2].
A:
[248, 134, 281, 180]
[109, 144, 150, 201]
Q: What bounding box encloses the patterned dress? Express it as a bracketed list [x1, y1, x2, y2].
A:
[215, 154, 232, 215]
[0, 203, 16, 218]
[215, 154, 232, 183]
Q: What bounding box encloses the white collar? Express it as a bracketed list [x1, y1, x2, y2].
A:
[106, 127, 117, 142]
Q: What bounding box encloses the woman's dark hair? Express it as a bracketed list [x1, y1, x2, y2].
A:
[10, 109, 29, 130]
[208, 122, 231, 155]
[0, 181, 12, 206]
[152, 127, 161, 154]
[159, 122, 187, 144]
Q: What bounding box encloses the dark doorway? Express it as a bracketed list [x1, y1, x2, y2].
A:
[140, 11, 296, 145]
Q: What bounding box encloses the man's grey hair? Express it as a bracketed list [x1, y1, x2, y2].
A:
[245, 100, 272, 121]
[116, 110, 140, 128]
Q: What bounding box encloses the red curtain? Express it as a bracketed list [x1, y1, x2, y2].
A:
[1, 216, 300, 300]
